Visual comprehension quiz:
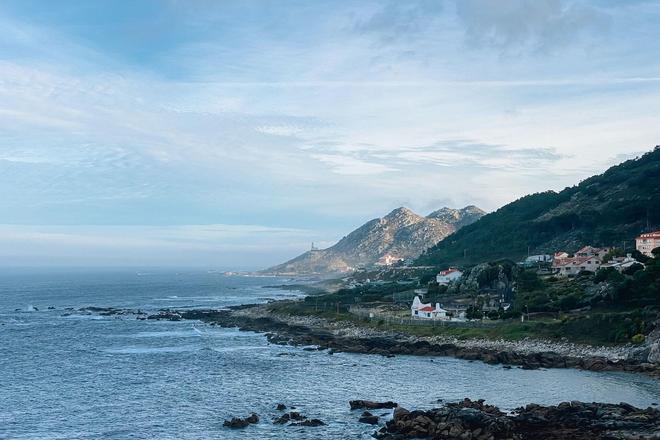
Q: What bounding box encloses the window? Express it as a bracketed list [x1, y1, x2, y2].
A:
[414, 311, 418, 315]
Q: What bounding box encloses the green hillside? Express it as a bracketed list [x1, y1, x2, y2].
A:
[417, 146, 660, 267]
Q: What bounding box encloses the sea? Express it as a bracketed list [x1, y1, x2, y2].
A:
[1, 268, 659, 439]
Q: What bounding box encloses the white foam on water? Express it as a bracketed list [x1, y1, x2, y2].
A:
[103, 345, 199, 354]
[127, 329, 203, 338]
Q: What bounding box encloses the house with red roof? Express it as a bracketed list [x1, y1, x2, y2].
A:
[636, 231, 660, 257]
[552, 246, 609, 276]
[436, 267, 463, 285]
[411, 296, 448, 320]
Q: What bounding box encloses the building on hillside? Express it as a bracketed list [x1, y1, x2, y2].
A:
[411, 296, 448, 320]
[601, 254, 643, 272]
[436, 268, 463, 285]
[375, 254, 403, 266]
[521, 254, 553, 267]
[552, 246, 609, 276]
[575, 246, 611, 259]
[636, 231, 660, 257]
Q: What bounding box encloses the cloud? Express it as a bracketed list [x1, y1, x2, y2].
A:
[352, 0, 444, 41]
[308, 139, 563, 175]
[454, 0, 610, 53]
[311, 153, 397, 175]
[396, 140, 564, 170]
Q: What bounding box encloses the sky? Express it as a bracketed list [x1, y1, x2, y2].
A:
[1, 0, 660, 268]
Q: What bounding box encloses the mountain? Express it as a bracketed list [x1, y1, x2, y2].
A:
[266, 206, 485, 274]
[417, 146, 660, 267]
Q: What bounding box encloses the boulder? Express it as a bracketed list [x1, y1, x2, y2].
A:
[291, 418, 325, 427]
[359, 414, 379, 425]
[350, 400, 397, 410]
[223, 413, 259, 429]
[648, 342, 660, 364]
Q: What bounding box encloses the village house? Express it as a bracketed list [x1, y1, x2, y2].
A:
[601, 254, 643, 272]
[552, 246, 610, 276]
[436, 267, 463, 285]
[375, 254, 403, 266]
[520, 254, 553, 268]
[411, 296, 448, 320]
[636, 231, 660, 257]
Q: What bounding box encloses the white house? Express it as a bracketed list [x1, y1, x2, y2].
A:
[411, 296, 448, 320]
[636, 231, 660, 257]
[375, 254, 403, 266]
[601, 254, 643, 272]
[436, 268, 463, 285]
[522, 254, 553, 267]
[552, 246, 610, 276]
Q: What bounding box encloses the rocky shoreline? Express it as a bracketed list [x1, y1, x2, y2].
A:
[65, 303, 660, 377]
[372, 398, 660, 439]
[220, 399, 660, 438]
[168, 305, 660, 378]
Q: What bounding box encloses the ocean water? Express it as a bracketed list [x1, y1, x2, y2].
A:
[1, 269, 660, 439]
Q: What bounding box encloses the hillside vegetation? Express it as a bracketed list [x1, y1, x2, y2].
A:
[417, 147, 660, 267]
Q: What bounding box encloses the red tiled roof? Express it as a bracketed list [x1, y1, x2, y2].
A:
[553, 256, 596, 267]
[419, 306, 435, 312]
[440, 268, 459, 276]
[637, 231, 660, 239]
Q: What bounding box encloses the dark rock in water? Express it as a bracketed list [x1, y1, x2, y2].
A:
[372, 398, 660, 440]
[276, 403, 287, 411]
[273, 411, 306, 425]
[350, 400, 398, 410]
[223, 413, 259, 429]
[393, 407, 410, 420]
[291, 418, 325, 427]
[359, 413, 379, 425]
[273, 411, 324, 427]
[47, 306, 55, 310]
[146, 310, 182, 321]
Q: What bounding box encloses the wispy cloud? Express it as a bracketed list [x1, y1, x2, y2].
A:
[455, 0, 610, 53]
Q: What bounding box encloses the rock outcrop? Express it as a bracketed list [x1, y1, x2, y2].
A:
[349, 400, 398, 410]
[373, 399, 660, 439]
[223, 413, 259, 429]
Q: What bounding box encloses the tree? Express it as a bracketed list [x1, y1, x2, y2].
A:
[602, 248, 625, 263]
[632, 249, 651, 264]
[517, 270, 544, 292]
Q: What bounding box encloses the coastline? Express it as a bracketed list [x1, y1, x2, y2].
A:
[177, 302, 660, 378]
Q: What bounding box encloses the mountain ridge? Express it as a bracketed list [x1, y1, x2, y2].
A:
[416, 146, 660, 267]
[265, 205, 485, 274]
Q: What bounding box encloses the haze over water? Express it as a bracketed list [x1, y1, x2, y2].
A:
[2, 270, 659, 439]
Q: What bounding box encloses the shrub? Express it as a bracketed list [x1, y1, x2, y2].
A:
[631, 333, 645, 344]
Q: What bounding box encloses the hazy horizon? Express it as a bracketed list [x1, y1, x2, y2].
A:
[2, 0, 660, 267]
